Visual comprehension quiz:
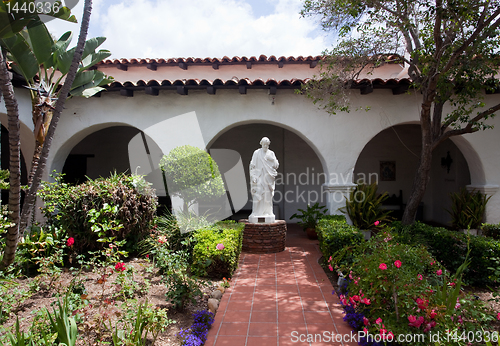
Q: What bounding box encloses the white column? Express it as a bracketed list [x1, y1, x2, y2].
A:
[323, 183, 357, 224]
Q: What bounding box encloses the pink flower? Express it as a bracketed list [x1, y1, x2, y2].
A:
[352, 295, 360, 302]
[417, 274, 423, 280]
[379, 263, 387, 270]
[115, 262, 126, 272]
[216, 243, 225, 250]
[362, 298, 371, 305]
[394, 260, 402, 268]
[416, 298, 428, 310]
[436, 269, 442, 276]
[430, 310, 437, 319]
[375, 317, 382, 324]
[423, 321, 437, 333]
[158, 236, 167, 244]
[374, 221, 380, 226]
[328, 265, 333, 271]
[408, 315, 424, 328]
[66, 237, 75, 247]
[363, 317, 370, 326]
[497, 312, 500, 321]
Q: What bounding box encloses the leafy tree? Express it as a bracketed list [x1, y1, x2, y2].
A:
[0, 0, 99, 268]
[301, 0, 500, 224]
[2, 24, 112, 185]
[160, 145, 226, 214]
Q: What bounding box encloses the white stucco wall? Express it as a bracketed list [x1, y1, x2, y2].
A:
[4, 60, 499, 224]
[44, 85, 500, 223]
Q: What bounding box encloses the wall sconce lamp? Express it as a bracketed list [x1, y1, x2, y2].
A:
[441, 151, 453, 173]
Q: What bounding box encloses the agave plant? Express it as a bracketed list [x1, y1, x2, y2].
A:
[341, 182, 393, 230]
[448, 188, 491, 230]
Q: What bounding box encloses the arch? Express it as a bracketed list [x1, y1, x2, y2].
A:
[353, 123, 475, 225]
[0, 112, 36, 173]
[50, 122, 136, 176]
[206, 119, 329, 177]
[207, 121, 327, 221]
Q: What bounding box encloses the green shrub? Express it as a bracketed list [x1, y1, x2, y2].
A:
[333, 230, 496, 344]
[190, 221, 244, 278]
[316, 216, 363, 268]
[393, 221, 500, 286]
[482, 223, 500, 240]
[38, 172, 157, 254]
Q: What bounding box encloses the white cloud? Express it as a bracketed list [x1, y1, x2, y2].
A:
[46, 0, 328, 59]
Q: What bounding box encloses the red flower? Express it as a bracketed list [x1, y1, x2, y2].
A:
[436, 269, 442, 276]
[379, 263, 387, 270]
[115, 262, 126, 272]
[66, 237, 75, 247]
[408, 315, 424, 328]
[394, 260, 402, 268]
[416, 297, 428, 310]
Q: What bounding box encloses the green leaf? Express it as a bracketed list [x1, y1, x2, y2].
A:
[26, 20, 53, 65]
[1, 33, 38, 80]
[78, 49, 111, 72]
[81, 37, 107, 61]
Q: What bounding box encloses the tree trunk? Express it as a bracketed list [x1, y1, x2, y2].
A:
[0, 52, 21, 269]
[402, 134, 433, 225]
[19, 0, 93, 235]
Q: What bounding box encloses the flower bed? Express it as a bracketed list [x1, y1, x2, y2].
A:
[329, 230, 499, 345]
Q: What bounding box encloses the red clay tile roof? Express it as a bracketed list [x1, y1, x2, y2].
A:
[105, 77, 412, 91]
[98, 55, 323, 66]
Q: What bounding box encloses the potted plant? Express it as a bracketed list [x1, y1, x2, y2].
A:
[448, 188, 491, 235]
[290, 203, 328, 239]
[340, 183, 393, 239]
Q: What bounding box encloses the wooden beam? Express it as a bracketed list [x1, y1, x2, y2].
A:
[117, 64, 128, 71]
[120, 89, 133, 97]
[269, 86, 277, 95]
[145, 87, 159, 96]
[246, 62, 252, 69]
[212, 63, 219, 70]
[207, 86, 216, 95]
[177, 86, 188, 95]
[147, 63, 157, 71]
[309, 61, 318, 68]
[278, 61, 284, 68]
[360, 85, 373, 95]
[239, 86, 247, 94]
[178, 62, 188, 70]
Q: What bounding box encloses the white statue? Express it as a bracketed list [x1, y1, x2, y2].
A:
[249, 137, 279, 223]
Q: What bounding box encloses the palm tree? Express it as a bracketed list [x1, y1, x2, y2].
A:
[0, 0, 100, 269]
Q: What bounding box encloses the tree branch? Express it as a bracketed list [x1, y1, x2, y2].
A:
[434, 102, 500, 149]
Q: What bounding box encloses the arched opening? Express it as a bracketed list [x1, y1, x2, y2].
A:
[354, 124, 471, 225]
[1, 124, 28, 205]
[61, 125, 170, 212]
[208, 123, 326, 221]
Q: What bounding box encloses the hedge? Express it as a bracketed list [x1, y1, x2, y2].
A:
[482, 223, 500, 240]
[190, 221, 244, 278]
[316, 215, 363, 267]
[392, 221, 500, 287]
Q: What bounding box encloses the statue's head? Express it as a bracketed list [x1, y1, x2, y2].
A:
[260, 137, 271, 150]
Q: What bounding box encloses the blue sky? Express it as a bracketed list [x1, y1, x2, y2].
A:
[45, 0, 333, 59]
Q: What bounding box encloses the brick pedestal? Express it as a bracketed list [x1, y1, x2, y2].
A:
[240, 219, 286, 253]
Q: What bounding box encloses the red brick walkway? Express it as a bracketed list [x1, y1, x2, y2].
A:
[205, 224, 358, 346]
